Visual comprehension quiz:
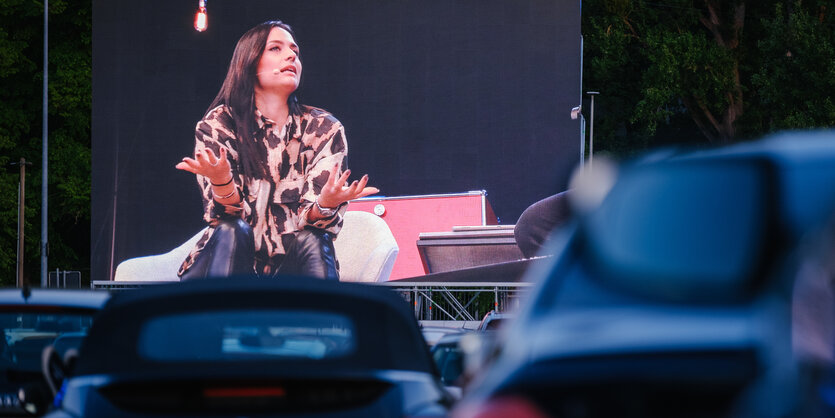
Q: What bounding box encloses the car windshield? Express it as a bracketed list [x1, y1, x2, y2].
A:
[0, 312, 95, 380]
[139, 310, 356, 362]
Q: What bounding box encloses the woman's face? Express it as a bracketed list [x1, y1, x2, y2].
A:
[255, 27, 302, 96]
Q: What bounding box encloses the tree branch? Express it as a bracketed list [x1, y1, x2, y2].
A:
[729, 3, 745, 49]
[700, 0, 726, 47]
[622, 16, 639, 39]
[681, 95, 722, 143]
[721, 63, 745, 139]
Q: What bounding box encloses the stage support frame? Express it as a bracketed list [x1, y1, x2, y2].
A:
[382, 281, 532, 321]
[90, 280, 533, 321]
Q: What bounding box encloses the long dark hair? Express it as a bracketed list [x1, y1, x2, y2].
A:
[208, 20, 303, 180]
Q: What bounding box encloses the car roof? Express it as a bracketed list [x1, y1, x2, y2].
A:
[422, 326, 469, 345]
[421, 325, 468, 332]
[75, 276, 435, 377]
[421, 326, 469, 336]
[482, 312, 512, 319]
[0, 288, 110, 311]
[434, 332, 469, 347]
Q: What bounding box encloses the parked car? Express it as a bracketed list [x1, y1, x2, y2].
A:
[454, 131, 835, 418]
[0, 288, 109, 416]
[420, 325, 469, 348]
[47, 277, 453, 417]
[476, 311, 512, 332]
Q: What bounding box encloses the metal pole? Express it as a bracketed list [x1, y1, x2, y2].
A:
[41, 0, 49, 287]
[579, 114, 586, 169]
[578, 35, 584, 169]
[590, 95, 594, 170]
[571, 106, 584, 169]
[17, 158, 26, 288]
[586, 91, 599, 170]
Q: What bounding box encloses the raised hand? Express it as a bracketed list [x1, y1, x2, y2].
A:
[175, 147, 233, 185]
[317, 162, 379, 208]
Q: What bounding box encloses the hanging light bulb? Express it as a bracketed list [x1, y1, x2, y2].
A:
[194, 0, 208, 32]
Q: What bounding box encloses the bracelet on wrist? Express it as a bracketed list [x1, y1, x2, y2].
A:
[315, 199, 339, 217]
[214, 188, 236, 200]
[211, 176, 234, 187]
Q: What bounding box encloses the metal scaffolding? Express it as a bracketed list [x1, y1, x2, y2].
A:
[91, 280, 532, 321]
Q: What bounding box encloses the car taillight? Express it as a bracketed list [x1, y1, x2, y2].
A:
[203, 386, 286, 398]
[452, 396, 549, 418]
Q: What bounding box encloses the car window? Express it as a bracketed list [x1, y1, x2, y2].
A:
[139, 310, 355, 362]
[0, 312, 95, 378]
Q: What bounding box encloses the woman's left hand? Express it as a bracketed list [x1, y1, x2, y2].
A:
[317, 163, 379, 208]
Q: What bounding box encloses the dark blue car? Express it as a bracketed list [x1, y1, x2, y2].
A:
[47, 277, 452, 417]
[455, 131, 835, 418]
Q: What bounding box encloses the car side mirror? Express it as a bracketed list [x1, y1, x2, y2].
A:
[581, 157, 778, 304]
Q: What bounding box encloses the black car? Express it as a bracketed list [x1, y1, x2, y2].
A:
[455, 131, 835, 418]
[47, 277, 452, 417]
[0, 288, 109, 416]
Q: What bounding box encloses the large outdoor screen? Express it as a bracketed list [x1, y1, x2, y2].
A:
[91, 0, 582, 281]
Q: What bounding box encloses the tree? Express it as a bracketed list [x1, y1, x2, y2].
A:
[748, 1, 835, 131]
[0, 0, 92, 286]
[582, 0, 835, 156]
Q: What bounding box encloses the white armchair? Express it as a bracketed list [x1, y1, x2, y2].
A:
[113, 228, 207, 282]
[334, 211, 399, 282]
[113, 211, 398, 283]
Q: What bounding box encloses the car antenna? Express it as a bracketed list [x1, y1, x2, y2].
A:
[21, 281, 31, 301]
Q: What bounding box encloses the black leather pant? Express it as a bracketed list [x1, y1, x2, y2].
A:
[181, 220, 339, 281]
[275, 228, 339, 280]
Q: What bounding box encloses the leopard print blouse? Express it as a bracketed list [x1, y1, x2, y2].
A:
[178, 104, 347, 277]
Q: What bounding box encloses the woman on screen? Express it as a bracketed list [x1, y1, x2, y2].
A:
[175, 20, 377, 280]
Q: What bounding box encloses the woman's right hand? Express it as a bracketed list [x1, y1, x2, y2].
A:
[176, 147, 233, 185]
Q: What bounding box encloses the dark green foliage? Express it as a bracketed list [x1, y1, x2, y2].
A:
[749, 1, 835, 131]
[0, 0, 91, 286]
[583, 0, 835, 158]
